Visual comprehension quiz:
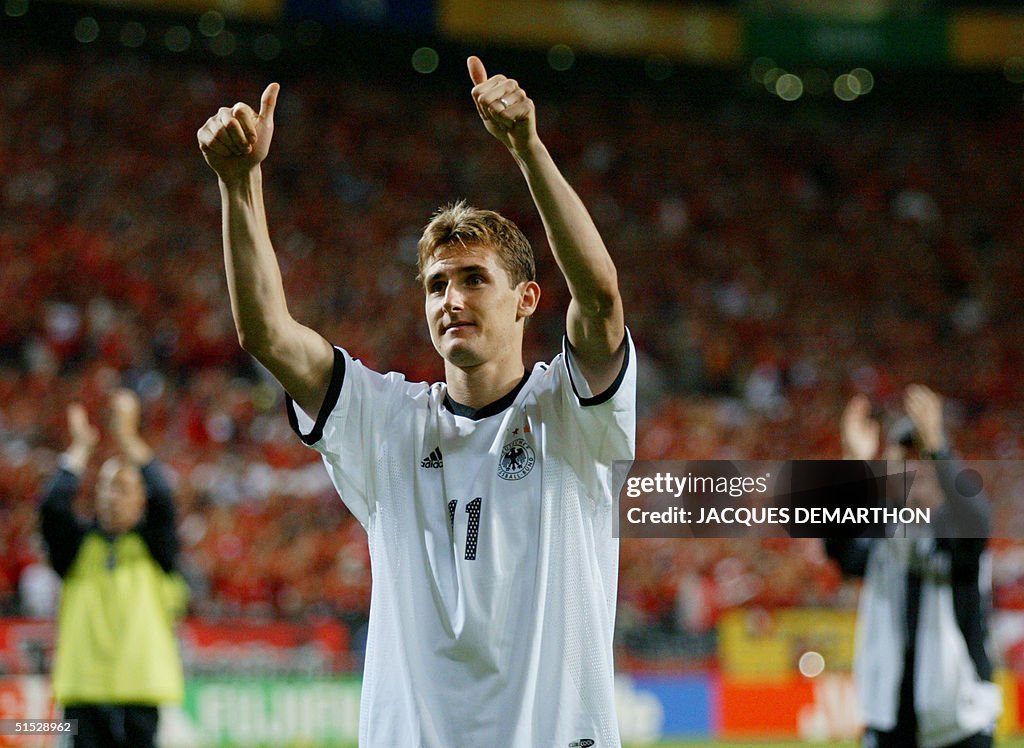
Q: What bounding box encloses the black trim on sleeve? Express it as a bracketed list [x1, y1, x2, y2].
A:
[566, 333, 631, 407]
[286, 347, 346, 445]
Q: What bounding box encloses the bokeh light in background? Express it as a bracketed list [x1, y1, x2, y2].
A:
[798, 651, 826, 678]
[833, 73, 859, 100]
[120, 20, 146, 48]
[547, 43, 575, 71]
[253, 32, 281, 61]
[5, 0, 28, 17]
[197, 10, 225, 39]
[1004, 55, 1024, 83]
[164, 25, 192, 53]
[749, 56, 775, 84]
[411, 46, 439, 74]
[209, 29, 236, 56]
[775, 72, 803, 101]
[850, 67, 874, 94]
[73, 15, 99, 43]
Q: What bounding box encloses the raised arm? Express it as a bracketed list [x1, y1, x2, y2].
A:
[109, 388, 153, 467]
[841, 394, 880, 461]
[904, 384, 991, 539]
[109, 389, 179, 571]
[198, 83, 333, 416]
[468, 57, 625, 393]
[822, 395, 882, 576]
[40, 404, 96, 577]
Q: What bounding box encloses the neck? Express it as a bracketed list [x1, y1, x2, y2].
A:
[444, 357, 526, 410]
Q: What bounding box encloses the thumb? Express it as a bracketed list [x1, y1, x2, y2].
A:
[467, 56, 487, 86]
[259, 82, 280, 124]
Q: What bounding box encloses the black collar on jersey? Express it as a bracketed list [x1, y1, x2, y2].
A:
[443, 371, 530, 420]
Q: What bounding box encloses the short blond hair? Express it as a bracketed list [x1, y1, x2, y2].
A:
[417, 201, 535, 287]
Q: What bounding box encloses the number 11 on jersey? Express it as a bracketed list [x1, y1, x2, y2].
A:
[447, 497, 483, 561]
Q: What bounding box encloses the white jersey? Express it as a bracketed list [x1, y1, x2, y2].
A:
[288, 335, 636, 748]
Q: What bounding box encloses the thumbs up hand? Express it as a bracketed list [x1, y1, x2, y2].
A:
[467, 56, 537, 155]
[198, 82, 281, 183]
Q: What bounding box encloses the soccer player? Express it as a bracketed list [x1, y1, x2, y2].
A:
[826, 387, 1000, 748]
[40, 389, 186, 748]
[198, 57, 636, 746]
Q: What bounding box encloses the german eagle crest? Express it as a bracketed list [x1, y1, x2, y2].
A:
[498, 437, 535, 480]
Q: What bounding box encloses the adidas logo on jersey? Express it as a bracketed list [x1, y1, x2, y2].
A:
[420, 447, 443, 469]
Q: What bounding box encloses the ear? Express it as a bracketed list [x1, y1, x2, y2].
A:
[517, 281, 541, 320]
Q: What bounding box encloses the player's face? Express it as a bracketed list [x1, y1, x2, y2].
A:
[96, 461, 146, 534]
[423, 243, 538, 368]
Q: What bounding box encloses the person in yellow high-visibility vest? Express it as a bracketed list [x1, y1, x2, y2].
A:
[40, 388, 186, 748]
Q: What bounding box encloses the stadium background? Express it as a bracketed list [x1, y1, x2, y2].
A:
[1, 0, 1024, 744]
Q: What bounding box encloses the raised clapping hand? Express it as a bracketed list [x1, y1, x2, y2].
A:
[109, 388, 153, 466]
[841, 394, 880, 461]
[197, 83, 280, 184]
[904, 384, 946, 454]
[64, 403, 99, 476]
[468, 56, 538, 155]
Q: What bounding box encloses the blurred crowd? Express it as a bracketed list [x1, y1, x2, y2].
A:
[1, 41, 1023, 658]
